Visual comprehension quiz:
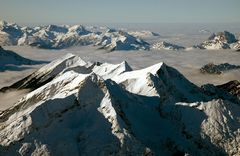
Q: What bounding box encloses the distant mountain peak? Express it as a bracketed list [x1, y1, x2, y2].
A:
[152, 41, 185, 51]
[0, 21, 151, 51]
[193, 31, 239, 50]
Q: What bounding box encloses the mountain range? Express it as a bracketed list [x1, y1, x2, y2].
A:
[0, 21, 150, 51]
[0, 54, 239, 156]
[1, 21, 240, 51]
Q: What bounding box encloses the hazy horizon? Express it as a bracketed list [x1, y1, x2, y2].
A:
[3, 22, 239, 35]
[0, 0, 240, 24]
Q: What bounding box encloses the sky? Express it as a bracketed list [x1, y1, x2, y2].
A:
[0, 0, 240, 24]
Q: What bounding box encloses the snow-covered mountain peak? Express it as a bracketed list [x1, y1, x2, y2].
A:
[36, 53, 84, 74]
[111, 62, 165, 96]
[92, 60, 132, 80]
[0, 20, 21, 31]
[95, 29, 150, 51]
[0, 53, 89, 92]
[128, 30, 160, 38]
[210, 31, 237, 44]
[45, 24, 68, 34]
[152, 41, 185, 51]
[0, 55, 240, 155]
[68, 25, 91, 35]
[193, 31, 239, 50]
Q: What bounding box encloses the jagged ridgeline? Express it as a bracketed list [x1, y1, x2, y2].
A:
[191, 31, 240, 50]
[0, 21, 150, 51]
[1, 21, 240, 51]
[0, 54, 239, 156]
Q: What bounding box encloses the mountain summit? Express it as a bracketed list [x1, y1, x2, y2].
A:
[0, 54, 239, 155]
[194, 31, 239, 50]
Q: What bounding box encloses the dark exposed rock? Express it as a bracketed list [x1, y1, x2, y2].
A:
[217, 80, 240, 100]
[201, 80, 240, 104]
[200, 63, 240, 74]
[215, 31, 237, 44]
[0, 46, 48, 72]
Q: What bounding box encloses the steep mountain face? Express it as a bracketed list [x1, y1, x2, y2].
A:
[194, 31, 239, 50]
[201, 82, 240, 104]
[0, 46, 47, 72]
[0, 54, 240, 156]
[152, 41, 185, 51]
[217, 80, 240, 100]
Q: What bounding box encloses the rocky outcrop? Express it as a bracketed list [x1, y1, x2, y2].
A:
[200, 63, 240, 74]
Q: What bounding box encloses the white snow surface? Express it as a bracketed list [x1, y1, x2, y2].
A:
[128, 30, 160, 38]
[0, 21, 150, 51]
[94, 29, 150, 51]
[1, 21, 240, 51]
[0, 54, 239, 156]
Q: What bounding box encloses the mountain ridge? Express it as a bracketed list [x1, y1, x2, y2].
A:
[0, 54, 239, 155]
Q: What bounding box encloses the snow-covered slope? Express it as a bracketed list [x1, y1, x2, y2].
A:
[128, 30, 160, 38]
[0, 46, 47, 71]
[0, 54, 240, 156]
[95, 29, 150, 51]
[0, 21, 150, 51]
[193, 31, 239, 50]
[152, 41, 185, 51]
[0, 53, 91, 92]
[92, 61, 132, 79]
[18, 24, 94, 49]
[2, 21, 240, 52]
[0, 21, 23, 45]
